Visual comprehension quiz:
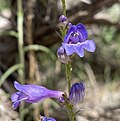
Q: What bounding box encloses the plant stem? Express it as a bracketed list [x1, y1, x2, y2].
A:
[65, 63, 72, 94]
[61, 0, 67, 38]
[60, 0, 74, 121]
[24, 44, 55, 60]
[0, 64, 23, 87]
[61, 0, 66, 16]
[24, 45, 51, 53]
[65, 103, 74, 121]
[69, 111, 74, 121]
[17, 0, 25, 84]
[17, 0, 25, 120]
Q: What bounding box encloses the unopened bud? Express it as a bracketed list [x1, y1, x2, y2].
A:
[57, 46, 70, 63]
[69, 82, 85, 105]
[59, 15, 68, 27]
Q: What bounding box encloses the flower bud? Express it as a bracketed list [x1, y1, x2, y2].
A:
[69, 82, 85, 105]
[59, 15, 68, 27]
[57, 46, 70, 63]
[67, 22, 72, 27]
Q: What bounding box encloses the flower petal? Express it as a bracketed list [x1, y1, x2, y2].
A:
[11, 92, 21, 102]
[11, 92, 29, 102]
[82, 40, 96, 52]
[11, 92, 29, 109]
[76, 23, 88, 40]
[14, 81, 25, 92]
[74, 44, 84, 57]
[67, 25, 77, 35]
[64, 25, 77, 43]
[14, 81, 47, 95]
[12, 101, 21, 109]
[62, 43, 75, 56]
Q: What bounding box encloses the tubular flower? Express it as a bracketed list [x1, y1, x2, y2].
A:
[11, 81, 64, 109]
[57, 46, 70, 63]
[40, 116, 56, 121]
[62, 23, 96, 57]
[69, 82, 85, 105]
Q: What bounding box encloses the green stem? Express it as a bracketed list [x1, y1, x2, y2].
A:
[17, 0, 25, 120]
[60, 0, 74, 121]
[66, 63, 74, 121]
[24, 45, 55, 60]
[69, 111, 75, 121]
[17, 0, 25, 84]
[66, 103, 75, 121]
[61, 0, 72, 94]
[24, 45, 51, 53]
[65, 63, 72, 94]
[0, 64, 23, 87]
[61, 0, 66, 16]
[61, 0, 67, 38]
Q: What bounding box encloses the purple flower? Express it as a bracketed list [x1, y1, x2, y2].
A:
[40, 116, 56, 121]
[57, 46, 70, 63]
[11, 81, 64, 109]
[62, 23, 96, 57]
[69, 82, 85, 105]
[59, 15, 68, 27]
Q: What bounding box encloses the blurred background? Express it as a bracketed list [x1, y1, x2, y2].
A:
[0, 0, 120, 121]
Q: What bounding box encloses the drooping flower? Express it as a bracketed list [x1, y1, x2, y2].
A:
[40, 116, 56, 121]
[59, 15, 68, 27]
[11, 81, 64, 109]
[69, 82, 85, 105]
[57, 46, 70, 63]
[62, 23, 96, 57]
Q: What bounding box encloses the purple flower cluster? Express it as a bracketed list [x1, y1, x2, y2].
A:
[57, 15, 96, 63]
[11, 15, 89, 121]
[11, 81, 64, 109]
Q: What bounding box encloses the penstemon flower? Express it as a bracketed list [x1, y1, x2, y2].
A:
[62, 23, 96, 57]
[69, 82, 85, 105]
[40, 116, 56, 121]
[11, 81, 65, 109]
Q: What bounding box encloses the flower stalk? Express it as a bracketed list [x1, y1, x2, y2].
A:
[60, 0, 67, 38]
[61, 0, 66, 16]
[65, 63, 72, 94]
[17, 0, 25, 84]
[60, 0, 74, 121]
[17, 0, 25, 120]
